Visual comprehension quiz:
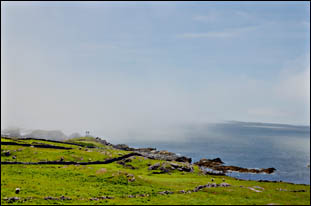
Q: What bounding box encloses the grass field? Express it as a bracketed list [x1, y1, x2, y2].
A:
[1, 137, 310, 205]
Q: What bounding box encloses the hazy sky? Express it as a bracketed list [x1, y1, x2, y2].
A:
[1, 2, 310, 140]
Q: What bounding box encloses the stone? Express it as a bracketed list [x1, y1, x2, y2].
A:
[15, 188, 20, 194]
[158, 191, 173, 195]
[44, 196, 56, 200]
[5, 197, 20, 203]
[60, 196, 71, 200]
[4, 151, 11, 156]
[194, 158, 224, 167]
[113, 144, 134, 151]
[175, 156, 192, 163]
[219, 183, 231, 187]
[253, 186, 264, 190]
[248, 187, 262, 192]
[128, 176, 135, 182]
[148, 163, 161, 170]
[291, 190, 306, 192]
[195, 158, 276, 174]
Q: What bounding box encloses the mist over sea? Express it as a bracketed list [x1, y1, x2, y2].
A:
[124, 121, 310, 185]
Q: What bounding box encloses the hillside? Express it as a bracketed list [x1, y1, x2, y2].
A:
[1, 136, 310, 205]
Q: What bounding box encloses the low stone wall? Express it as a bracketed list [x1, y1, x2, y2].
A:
[1, 142, 73, 150]
[1, 152, 143, 165]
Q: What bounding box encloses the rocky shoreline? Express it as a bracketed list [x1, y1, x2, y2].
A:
[103, 138, 277, 175]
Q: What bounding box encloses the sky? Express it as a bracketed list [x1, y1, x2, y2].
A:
[1, 1, 310, 141]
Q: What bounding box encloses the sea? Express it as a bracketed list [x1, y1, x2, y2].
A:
[123, 121, 310, 185]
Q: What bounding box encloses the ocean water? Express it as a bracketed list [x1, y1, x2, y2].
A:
[124, 122, 310, 185]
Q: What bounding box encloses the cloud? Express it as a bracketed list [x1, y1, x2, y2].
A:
[193, 12, 219, 23]
[178, 26, 258, 39]
[274, 55, 310, 104]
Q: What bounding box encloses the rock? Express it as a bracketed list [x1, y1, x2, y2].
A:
[248, 187, 262, 192]
[194, 185, 206, 191]
[5, 197, 20, 203]
[137, 150, 191, 163]
[260, 168, 276, 174]
[124, 158, 132, 163]
[179, 190, 186, 193]
[194, 158, 224, 167]
[4, 151, 11, 156]
[127, 174, 136, 182]
[98, 196, 114, 199]
[277, 188, 288, 191]
[15, 188, 20, 194]
[253, 186, 264, 190]
[212, 158, 224, 164]
[137, 194, 148, 197]
[158, 191, 173, 195]
[170, 163, 180, 168]
[291, 190, 306, 192]
[158, 150, 174, 155]
[175, 156, 192, 163]
[210, 183, 217, 187]
[59, 196, 71, 200]
[148, 163, 161, 170]
[135, 148, 156, 152]
[219, 183, 231, 187]
[113, 144, 134, 151]
[44, 196, 56, 200]
[158, 163, 172, 173]
[12, 156, 16, 159]
[195, 158, 276, 174]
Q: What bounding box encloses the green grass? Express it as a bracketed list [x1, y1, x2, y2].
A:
[1, 137, 310, 205]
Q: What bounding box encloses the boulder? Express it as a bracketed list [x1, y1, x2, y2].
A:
[194, 158, 224, 167]
[195, 158, 276, 174]
[4, 150, 11, 156]
[176, 156, 192, 163]
[135, 148, 156, 152]
[148, 163, 161, 170]
[113, 144, 134, 151]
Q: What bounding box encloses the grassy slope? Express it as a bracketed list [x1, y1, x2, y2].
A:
[1, 137, 310, 205]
